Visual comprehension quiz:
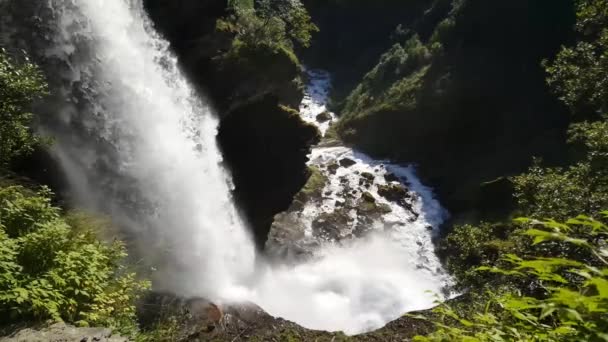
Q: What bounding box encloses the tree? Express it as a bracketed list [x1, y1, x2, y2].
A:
[219, 0, 318, 49]
[0, 50, 48, 168]
[545, 0, 608, 117]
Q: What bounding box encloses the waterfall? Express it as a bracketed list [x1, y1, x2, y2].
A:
[32, 0, 256, 298]
[3, 0, 450, 335]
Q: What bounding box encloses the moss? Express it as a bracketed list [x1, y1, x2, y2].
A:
[300, 166, 327, 200]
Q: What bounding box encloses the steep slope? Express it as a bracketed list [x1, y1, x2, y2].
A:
[333, 0, 576, 221]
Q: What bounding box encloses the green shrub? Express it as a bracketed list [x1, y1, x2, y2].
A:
[414, 214, 608, 341]
[544, 0, 608, 117]
[336, 35, 432, 137]
[0, 50, 48, 167]
[218, 0, 317, 50]
[0, 185, 149, 334]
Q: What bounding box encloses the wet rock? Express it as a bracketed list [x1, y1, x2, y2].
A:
[327, 162, 340, 175]
[312, 210, 352, 240]
[353, 225, 372, 238]
[0, 323, 127, 342]
[378, 183, 410, 203]
[297, 166, 327, 202]
[384, 172, 400, 183]
[315, 110, 332, 123]
[266, 212, 308, 257]
[361, 172, 375, 181]
[377, 203, 393, 214]
[339, 158, 357, 168]
[357, 192, 391, 217]
[361, 191, 376, 204]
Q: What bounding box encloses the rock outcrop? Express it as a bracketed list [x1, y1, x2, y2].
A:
[218, 97, 321, 248]
[137, 292, 435, 342]
[0, 323, 128, 342]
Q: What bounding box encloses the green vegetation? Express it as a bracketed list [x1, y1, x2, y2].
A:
[0, 50, 148, 336]
[332, 0, 576, 218]
[300, 165, 327, 199]
[0, 50, 48, 168]
[0, 185, 149, 334]
[217, 0, 317, 57]
[414, 0, 608, 339]
[415, 216, 608, 341]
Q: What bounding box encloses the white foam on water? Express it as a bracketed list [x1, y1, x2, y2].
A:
[227, 70, 451, 334]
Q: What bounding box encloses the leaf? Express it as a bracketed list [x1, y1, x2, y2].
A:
[563, 309, 583, 322]
[585, 277, 608, 297]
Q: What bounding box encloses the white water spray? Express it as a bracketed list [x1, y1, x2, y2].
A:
[232, 70, 451, 334]
[39, 0, 255, 298]
[23, 0, 450, 335]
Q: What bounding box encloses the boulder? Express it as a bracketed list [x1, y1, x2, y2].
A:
[361, 191, 376, 204]
[316, 110, 333, 123]
[0, 323, 127, 342]
[384, 172, 400, 183]
[378, 183, 410, 203]
[339, 158, 357, 168]
[361, 172, 375, 182]
[358, 192, 392, 217]
[327, 162, 340, 175]
[312, 210, 352, 240]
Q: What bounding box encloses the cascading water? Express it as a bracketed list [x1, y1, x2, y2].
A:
[21, 0, 256, 298]
[240, 70, 452, 334]
[3, 0, 450, 335]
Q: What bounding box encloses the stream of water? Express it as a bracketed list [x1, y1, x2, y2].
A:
[239, 69, 451, 334]
[4, 0, 450, 335]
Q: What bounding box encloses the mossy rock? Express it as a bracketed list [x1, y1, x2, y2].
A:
[298, 166, 327, 202]
[361, 172, 375, 181]
[312, 209, 352, 240]
[378, 183, 409, 203]
[361, 191, 376, 204]
[355, 191, 393, 221]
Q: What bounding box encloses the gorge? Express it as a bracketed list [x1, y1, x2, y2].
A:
[1, 0, 449, 336]
[2, 0, 607, 341]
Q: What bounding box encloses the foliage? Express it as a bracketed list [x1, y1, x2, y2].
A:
[335, 34, 432, 145]
[0, 50, 48, 168]
[513, 161, 608, 221]
[415, 215, 608, 341]
[219, 0, 318, 50]
[0, 185, 149, 334]
[545, 0, 608, 117]
[510, 0, 608, 223]
[136, 314, 181, 342]
[438, 222, 518, 289]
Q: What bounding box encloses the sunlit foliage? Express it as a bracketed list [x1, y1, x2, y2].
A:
[0, 185, 149, 334]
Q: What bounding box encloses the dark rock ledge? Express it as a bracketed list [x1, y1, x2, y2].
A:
[1, 299, 433, 342]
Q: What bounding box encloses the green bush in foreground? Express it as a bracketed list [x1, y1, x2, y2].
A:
[415, 214, 608, 341]
[0, 185, 149, 334]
